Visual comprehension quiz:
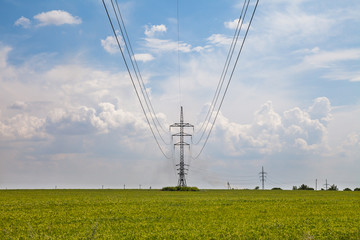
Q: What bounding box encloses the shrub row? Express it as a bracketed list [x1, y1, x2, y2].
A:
[162, 186, 200, 191]
[292, 184, 360, 191]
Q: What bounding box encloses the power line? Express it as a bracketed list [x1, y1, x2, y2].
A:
[103, 0, 261, 177]
[177, 0, 182, 108]
[115, 0, 170, 135]
[188, 163, 259, 182]
[110, 0, 171, 145]
[102, 0, 172, 159]
[193, 0, 248, 139]
[192, 0, 253, 148]
[192, 0, 260, 159]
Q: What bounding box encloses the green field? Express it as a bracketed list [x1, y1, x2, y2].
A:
[1, 189, 360, 239]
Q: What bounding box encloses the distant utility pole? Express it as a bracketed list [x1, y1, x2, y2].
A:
[124, 184, 125, 190]
[315, 179, 317, 191]
[170, 106, 193, 187]
[259, 166, 267, 190]
[324, 179, 330, 190]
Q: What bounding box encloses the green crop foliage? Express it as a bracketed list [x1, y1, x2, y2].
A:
[1, 189, 360, 239]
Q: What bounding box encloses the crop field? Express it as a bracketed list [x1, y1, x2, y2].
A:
[1, 189, 360, 239]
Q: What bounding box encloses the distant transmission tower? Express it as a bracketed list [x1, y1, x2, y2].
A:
[170, 106, 193, 187]
[259, 166, 267, 190]
[324, 179, 330, 190]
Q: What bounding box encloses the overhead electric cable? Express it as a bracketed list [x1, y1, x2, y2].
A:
[188, 167, 259, 185]
[114, 0, 169, 135]
[102, 0, 172, 159]
[110, 0, 170, 137]
[194, 0, 247, 138]
[109, 0, 171, 145]
[177, 0, 182, 108]
[103, 0, 260, 162]
[192, 0, 260, 159]
[193, 0, 249, 145]
[193, 0, 250, 145]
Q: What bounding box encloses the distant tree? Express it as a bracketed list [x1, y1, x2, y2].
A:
[254, 186, 259, 190]
[298, 184, 309, 190]
[343, 188, 352, 191]
[298, 184, 314, 190]
[271, 187, 282, 190]
[354, 188, 360, 191]
[292, 186, 297, 190]
[328, 184, 338, 191]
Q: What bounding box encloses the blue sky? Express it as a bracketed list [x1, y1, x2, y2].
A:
[0, 0, 359, 189]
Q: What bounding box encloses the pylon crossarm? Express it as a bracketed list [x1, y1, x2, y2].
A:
[172, 133, 192, 137]
[174, 142, 190, 146]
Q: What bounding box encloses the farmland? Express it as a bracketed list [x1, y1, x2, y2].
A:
[1, 189, 359, 239]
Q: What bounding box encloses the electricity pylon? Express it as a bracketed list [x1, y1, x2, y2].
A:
[324, 179, 330, 190]
[170, 106, 193, 187]
[259, 166, 267, 190]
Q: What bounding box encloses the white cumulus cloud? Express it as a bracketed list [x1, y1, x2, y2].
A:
[303, 48, 360, 69]
[144, 24, 167, 37]
[133, 53, 154, 62]
[0, 114, 46, 140]
[308, 97, 332, 124]
[34, 10, 82, 26]
[14, 16, 31, 28]
[0, 45, 12, 68]
[224, 19, 239, 30]
[101, 35, 124, 54]
[199, 97, 333, 157]
[207, 34, 232, 46]
[224, 18, 249, 30]
[25, 103, 150, 138]
[144, 38, 193, 53]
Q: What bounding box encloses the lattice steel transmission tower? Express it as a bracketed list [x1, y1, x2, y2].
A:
[170, 106, 193, 187]
[259, 166, 267, 190]
[324, 179, 330, 190]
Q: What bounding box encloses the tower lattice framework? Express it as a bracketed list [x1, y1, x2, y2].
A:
[170, 106, 193, 187]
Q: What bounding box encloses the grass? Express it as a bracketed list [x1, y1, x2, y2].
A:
[1, 189, 360, 239]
